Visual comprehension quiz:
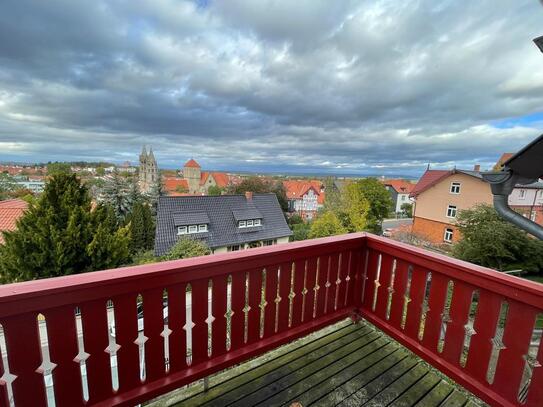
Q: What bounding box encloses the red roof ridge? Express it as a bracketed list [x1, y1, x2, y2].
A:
[410, 170, 451, 197]
[184, 158, 201, 168]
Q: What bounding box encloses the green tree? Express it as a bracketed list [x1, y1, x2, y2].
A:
[101, 172, 132, 221]
[127, 201, 155, 254]
[207, 185, 223, 196]
[0, 174, 131, 283]
[96, 166, 106, 176]
[308, 211, 348, 239]
[323, 177, 342, 213]
[47, 162, 72, 176]
[352, 178, 393, 233]
[288, 214, 304, 226]
[342, 182, 370, 232]
[292, 222, 311, 241]
[400, 202, 413, 218]
[0, 173, 17, 200]
[227, 177, 288, 211]
[453, 204, 543, 272]
[162, 238, 211, 260]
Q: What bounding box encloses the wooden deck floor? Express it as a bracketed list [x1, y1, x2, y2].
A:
[152, 319, 482, 407]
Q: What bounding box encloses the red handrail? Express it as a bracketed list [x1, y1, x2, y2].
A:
[361, 234, 543, 407]
[0, 234, 365, 407]
[1, 233, 542, 406]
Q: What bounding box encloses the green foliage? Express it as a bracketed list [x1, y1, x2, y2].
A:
[127, 201, 155, 254]
[342, 182, 371, 232]
[132, 250, 157, 265]
[291, 222, 311, 241]
[162, 238, 211, 260]
[323, 177, 342, 213]
[453, 204, 543, 272]
[288, 214, 304, 226]
[46, 162, 72, 176]
[400, 202, 413, 218]
[227, 177, 288, 211]
[96, 166, 106, 176]
[176, 185, 189, 193]
[351, 178, 393, 233]
[101, 172, 141, 221]
[0, 174, 131, 283]
[0, 173, 17, 200]
[308, 211, 348, 239]
[207, 185, 223, 196]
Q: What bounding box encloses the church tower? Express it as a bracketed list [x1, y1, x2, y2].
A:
[183, 158, 201, 194]
[139, 145, 158, 193]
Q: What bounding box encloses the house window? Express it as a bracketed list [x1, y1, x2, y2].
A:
[177, 226, 187, 235]
[239, 219, 262, 228]
[519, 189, 526, 199]
[444, 228, 453, 243]
[450, 182, 461, 194]
[246, 219, 254, 227]
[188, 225, 198, 233]
[401, 195, 406, 201]
[263, 239, 275, 246]
[446, 205, 457, 218]
[228, 245, 241, 252]
[198, 224, 207, 232]
[254, 219, 261, 226]
[239, 220, 246, 228]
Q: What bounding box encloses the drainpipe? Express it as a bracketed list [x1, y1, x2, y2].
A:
[481, 170, 543, 240]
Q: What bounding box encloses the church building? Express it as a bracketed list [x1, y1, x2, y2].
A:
[139, 145, 158, 193]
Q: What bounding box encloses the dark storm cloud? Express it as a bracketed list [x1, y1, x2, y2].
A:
[0, 0, 542, 175]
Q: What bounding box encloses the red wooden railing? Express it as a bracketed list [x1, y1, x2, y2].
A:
[361, 234, 543, 407]
[0, 233, 542, 406]
[0, 234, 365, 407]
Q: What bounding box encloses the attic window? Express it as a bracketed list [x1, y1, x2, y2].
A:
[178, 224, 208, 235]
[238, 219, 262, 228]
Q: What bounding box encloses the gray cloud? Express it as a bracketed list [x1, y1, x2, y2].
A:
[0, 0, 542, 176]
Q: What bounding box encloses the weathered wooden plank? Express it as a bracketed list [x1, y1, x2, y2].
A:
[251, 336, 390, 407]
[413, 380, 454, 407]
[363, 364, 428, 407]
[213, 329, 381, 407]
[388, 372, 441, 407]
[183, 323, 364, 406]
[438, 389, 469, 406]
[336, 357, 420, 407]
[296, 343, 402, 405]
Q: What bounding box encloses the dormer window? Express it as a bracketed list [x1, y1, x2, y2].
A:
[238, 219, 262, 228]
[178, 224, 208, 235]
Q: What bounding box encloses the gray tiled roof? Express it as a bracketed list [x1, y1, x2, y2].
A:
[172, 211, 210, 226]
[154, 193, 293, 255]
[232, 208, 262, 221]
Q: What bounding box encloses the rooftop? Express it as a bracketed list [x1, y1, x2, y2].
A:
[0, 198, 28, 244]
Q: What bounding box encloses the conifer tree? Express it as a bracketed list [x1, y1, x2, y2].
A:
[0, 173, 131, 283]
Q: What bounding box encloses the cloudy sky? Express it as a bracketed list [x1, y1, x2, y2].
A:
[1, 0, 542, 177]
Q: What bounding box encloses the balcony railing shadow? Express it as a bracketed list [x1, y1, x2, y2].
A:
[0, 233, 542, 406]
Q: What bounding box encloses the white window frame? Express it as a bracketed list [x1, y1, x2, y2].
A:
[531, 211, 537, 221]
[239, 220, 246, 228]
[446, 205, 457, 218]
[450, 182, 461, 194]
[254, 219, 261, 226]
[246, 219, 254, 227]
[198, 224, 207, 232]
[188, 225, 198, 233]
[444, 228, 453, 243]
[177, 226, 187, 235]
[519, 189, 527, 199]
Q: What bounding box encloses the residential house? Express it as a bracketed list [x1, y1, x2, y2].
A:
[283, 180, 325, 220]
[154, 192, 292, 255]
[0, 198, 28, 244]
[509, 181, 543, 225]
[15, 179, 45, 193]
[410, 166, 493, 244]
[383, 179, 415, 214]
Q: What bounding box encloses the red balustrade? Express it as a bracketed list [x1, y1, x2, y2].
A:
[0, 233, 542, 407]
[0, 234, 364, 407]
[361, 234, 543, 407]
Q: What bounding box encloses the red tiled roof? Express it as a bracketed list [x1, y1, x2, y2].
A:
[0, 199, 28, 244]
[283, 180, 325, 205]
[184, 159, 201, 168]
[199, 172, 230, 188]
[163, 177, 189, 194]
[383, 179, 415, 194]
[410, 170, 451, 197]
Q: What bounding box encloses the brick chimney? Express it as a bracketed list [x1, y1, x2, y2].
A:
[474, 164, 481, 171]
[245, 191, 253, 201]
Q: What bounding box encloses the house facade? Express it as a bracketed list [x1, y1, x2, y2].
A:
[410, 168, 493, 244]
[383, 179, 414, 214]
[283, 180, 325, 220]
[154, 192, 292, 255]
[509, 181, 543, 225]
